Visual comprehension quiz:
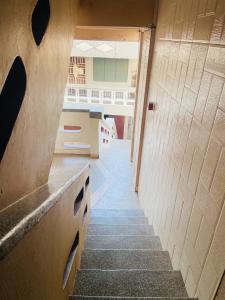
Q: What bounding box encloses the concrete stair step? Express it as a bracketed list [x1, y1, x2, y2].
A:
[90, 216, 148, 225]
[73, 270, 188, 298]
[85, 235, 162, 250]
[81, 250, 172, 270]
[71, 297, 197, 300]
[87, 224, 154, 236]
[90, 209, 144, 218]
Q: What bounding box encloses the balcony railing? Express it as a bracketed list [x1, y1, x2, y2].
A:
[64, 85, 136, 107]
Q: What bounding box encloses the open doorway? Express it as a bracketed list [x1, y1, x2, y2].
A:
[51, 26, 153, 204]
[62, 34, 139, 157]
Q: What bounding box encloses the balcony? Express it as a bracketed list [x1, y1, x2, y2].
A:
[64, 84, 136, 109]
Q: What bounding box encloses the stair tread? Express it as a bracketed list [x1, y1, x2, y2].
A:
[87, 224, 154, 236]
[90, 209, 144, 217]
[90, 216, 148, 225]
[81, 249, 172, 270]
[73, 208, 192, 299]
[73, 270, 188, 298]
[85, 235, 162, 250]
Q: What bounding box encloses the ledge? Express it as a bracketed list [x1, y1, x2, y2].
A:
[0, 161, 90, 261]
[62, 107, 103, 119]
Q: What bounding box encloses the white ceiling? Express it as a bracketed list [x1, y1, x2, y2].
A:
[71, 40, 139, 59]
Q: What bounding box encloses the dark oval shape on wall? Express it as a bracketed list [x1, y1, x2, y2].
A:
[0, 56, 27, 162]
[74, 188, 84, 215]
[85, 176, 90, 188]
[62, 231, 79, 289]
[32, 0, 50, 46]
[82, 204, 88, 223]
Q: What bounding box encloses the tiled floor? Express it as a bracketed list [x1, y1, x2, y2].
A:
[91, 139, 139, 209]
[51, 139, 139, 210]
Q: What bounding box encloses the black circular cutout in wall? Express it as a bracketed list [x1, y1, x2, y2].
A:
[0, 57, 27, 162]
[32, 0, 50, 46]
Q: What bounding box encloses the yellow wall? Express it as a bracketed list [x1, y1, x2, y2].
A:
[139, 1, 225, 300]
[77, 0, 157, 27]
[75, 27, 140, 42]
[0, 0, 77, 210]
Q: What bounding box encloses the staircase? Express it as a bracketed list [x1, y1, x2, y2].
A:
[71, 209, 197, 300]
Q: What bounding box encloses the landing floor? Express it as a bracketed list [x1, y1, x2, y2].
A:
[51, 139, 139, 210]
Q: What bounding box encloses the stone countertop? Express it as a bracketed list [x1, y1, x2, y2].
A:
[0, 161, 89, 261]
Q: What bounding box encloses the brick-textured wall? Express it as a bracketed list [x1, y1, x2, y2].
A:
[139, 1, 225, 299]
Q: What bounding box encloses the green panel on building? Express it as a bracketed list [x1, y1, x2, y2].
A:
[93, 58, 128, 82]
[93, 58, 105, 81]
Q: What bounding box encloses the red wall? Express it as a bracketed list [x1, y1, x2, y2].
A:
[114, 116, 124, 139]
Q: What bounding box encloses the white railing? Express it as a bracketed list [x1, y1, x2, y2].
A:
[64, 84, 136, 107]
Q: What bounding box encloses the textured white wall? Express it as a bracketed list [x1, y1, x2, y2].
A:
[139, 1, 225, 300]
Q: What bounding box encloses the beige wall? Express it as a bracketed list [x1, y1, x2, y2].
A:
[55, 111, 100, 158]
[214, 273, 225, 300]
[0, 165, 90, 300]
[75, 27, 140, 42]
[77, 0, 156, 27]
[0, 0, 77, 210]
[139, 1, 225, 300]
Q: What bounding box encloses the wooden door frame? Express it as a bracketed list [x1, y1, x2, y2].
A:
[130, 29, 145, 163]
[134, 26, 156, 192]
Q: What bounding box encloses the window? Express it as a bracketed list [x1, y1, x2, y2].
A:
[103, 91, 112, 98]
[93, 58, 128, 82]
[68, 88, 76, 96]
[115, 91, 124, 99]
[91, 90, 99, 98]
[79, 89, 87, 97]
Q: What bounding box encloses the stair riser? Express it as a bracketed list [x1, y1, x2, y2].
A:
[90, 216, 148, 225]
[90, 210, 144, 217]
[85, 236, 162, 250]
[87, 225, 154, 236]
